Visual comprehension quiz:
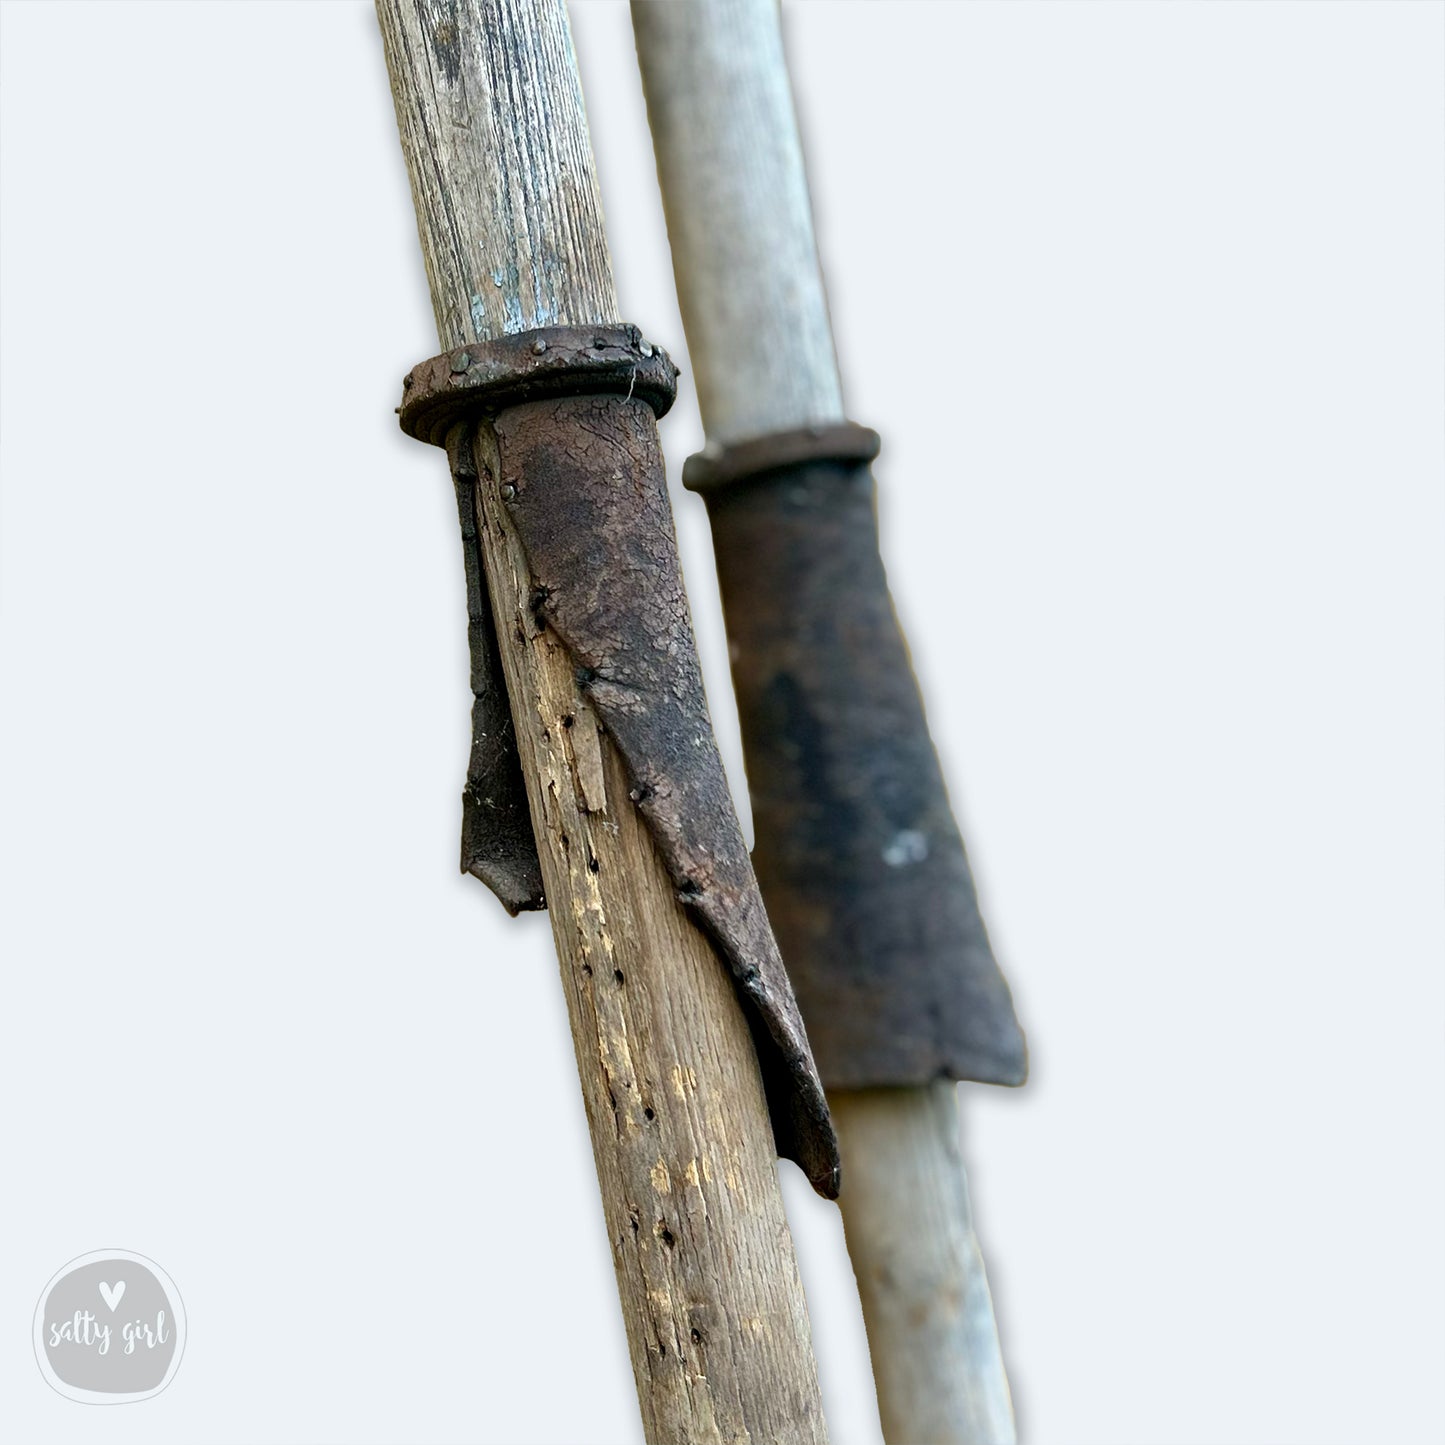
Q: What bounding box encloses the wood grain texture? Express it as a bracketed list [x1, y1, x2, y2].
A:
[631, 0, 844, 445]
[832, 1087, 1017, 1445]
[377, 1, 828, 1438]
[381, 0, 616, 346]
[472, 427, 825, 1442]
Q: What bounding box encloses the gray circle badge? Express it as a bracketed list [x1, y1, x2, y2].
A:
[33, 1250, 186, 1404]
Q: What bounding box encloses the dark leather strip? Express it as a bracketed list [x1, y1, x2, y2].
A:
[398, 326, 840, 1196]
[444, 429, 546, 914]
[683, 421, 880, 493]
[401, 323, 678, 446]
[493, 394, 837, 1195]
[692, 431, 1028, 1091]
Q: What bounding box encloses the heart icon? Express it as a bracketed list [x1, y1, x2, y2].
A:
[98, 1280, 126, 1312]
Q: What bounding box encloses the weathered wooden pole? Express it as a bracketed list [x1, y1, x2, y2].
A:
[632, 2, 1024, 1442]
[376, 2, 834, 1439]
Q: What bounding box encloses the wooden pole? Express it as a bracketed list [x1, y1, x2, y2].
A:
[831, 1086, 1016, 1445]
[632, 2, 1018, 1441]
[376, 3, 828, 1440]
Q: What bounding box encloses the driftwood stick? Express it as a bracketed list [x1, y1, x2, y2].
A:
[633, 2, 1018, 1440]
[631, 0, 841, 446]
[831, 1087, 1016, 1445]
[377, 2, 828, 1439]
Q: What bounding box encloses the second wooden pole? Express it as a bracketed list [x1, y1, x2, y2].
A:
[632, 2, 1019, 1440]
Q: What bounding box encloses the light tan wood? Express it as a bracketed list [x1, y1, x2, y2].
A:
[377, 1, 828, 1439]
[833, 1087, 1017, 1445]
[632, 4, 1019, 1441]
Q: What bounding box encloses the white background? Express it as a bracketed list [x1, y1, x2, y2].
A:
[2, 3, 1441, 1443]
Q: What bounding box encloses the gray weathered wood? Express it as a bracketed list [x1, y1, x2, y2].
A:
[632, 3, 1018, 1440]
[377, 2, 828, 1439]
[833, 1087, 1017, 1445]
[382, 0, 616, 344]
[630, 0, 843, 446]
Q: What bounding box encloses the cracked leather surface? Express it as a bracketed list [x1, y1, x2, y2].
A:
[398, 328, 839, 1195]
[494, 394, 838, 1197]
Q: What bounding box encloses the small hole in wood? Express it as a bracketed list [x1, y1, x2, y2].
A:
[643, 1106, 655, 1122]
[656, 1222, 676, 1250]
[613, 968, 625, 986]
